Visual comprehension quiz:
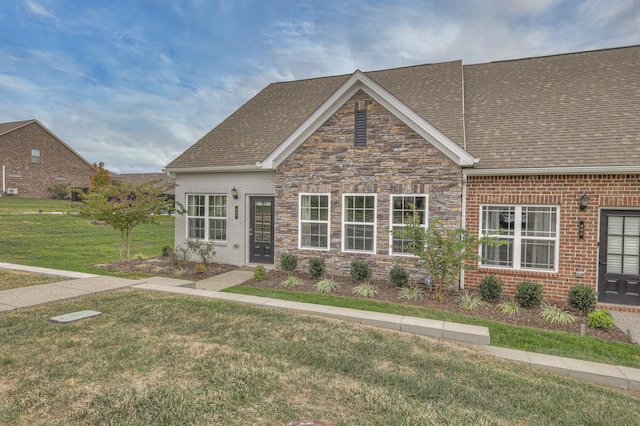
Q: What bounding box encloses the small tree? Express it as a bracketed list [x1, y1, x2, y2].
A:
[72, 179, 180, 263]
[393, 215, 500, 301]
[89, 162, 112, 192]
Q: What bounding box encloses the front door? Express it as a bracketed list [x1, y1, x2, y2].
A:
[249, 197, 275, 264]
[598, 210, 640, 305]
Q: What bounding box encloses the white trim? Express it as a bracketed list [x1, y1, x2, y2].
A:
[298, 193, 331, 251]
[464, 165, 640, 177]
[261, 70, 476, 169]
[185, 193, 228, 243]
[342, 193, 377, 254]
[165, 165, 265, 174]
[388, 194, 429, 256]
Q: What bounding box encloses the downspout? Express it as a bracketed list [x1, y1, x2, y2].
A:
[461, 61, 467, 151]
[460, 172, 468, 289]
[2, 165, 5, 195]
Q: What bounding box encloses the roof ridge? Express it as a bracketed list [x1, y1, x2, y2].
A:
[473, 44, 640, 66]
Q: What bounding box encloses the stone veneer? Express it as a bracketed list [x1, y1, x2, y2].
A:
[275, 90, 463, 280]
[464, 173, 640, 312]
[0, 122, 94, 198]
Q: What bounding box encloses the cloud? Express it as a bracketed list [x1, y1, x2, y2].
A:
[24, 0, 56, 20]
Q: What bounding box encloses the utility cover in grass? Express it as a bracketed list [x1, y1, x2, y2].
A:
[50, 310, 102, 323]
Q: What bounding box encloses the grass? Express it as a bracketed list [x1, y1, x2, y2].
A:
[226, 286, 640, 369]
[0, 270, 61, 290]
[0, 290, 638, 425]
[0, 198, 174, 275]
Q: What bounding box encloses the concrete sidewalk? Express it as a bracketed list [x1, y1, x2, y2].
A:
[0, 263, 639, 393]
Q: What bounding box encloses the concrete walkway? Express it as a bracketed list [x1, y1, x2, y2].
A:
[0, 263, 639, 393]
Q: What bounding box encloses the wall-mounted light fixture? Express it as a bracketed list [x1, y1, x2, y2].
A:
[579, 193, 590, 211]
[231, 187, 238, 200]
[578, 220, 585, 239]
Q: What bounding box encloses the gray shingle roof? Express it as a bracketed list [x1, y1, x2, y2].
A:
[0, 119, 34, 136]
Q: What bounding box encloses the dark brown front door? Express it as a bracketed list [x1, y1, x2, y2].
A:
[598, 210, 640, 305]
[249, 197, 274, 264]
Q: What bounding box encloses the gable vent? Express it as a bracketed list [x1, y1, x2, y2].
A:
[354, 108, 367, 147]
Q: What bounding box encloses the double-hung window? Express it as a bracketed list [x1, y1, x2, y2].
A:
[31, 149, 41, 163]
[390, 195, 428, 255]
[480, 205, 559, 271]
[343, 194, 376, 253]
[299, 194, 330, 250]
[187, 194, 227, 242]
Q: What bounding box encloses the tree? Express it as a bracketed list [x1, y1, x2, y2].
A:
[89, 162, 111, 192]
[72, 179, 180, 263]
[393, 214, 501, 301]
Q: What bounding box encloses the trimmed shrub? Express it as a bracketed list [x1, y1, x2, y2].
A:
[389, 264, 409, 288]
[253, 265, 267, 282]
[588, 310, 615, 330]
[350, 260, 372, 283]
[479, 275, 503, 301]
[567, 285, 597, 314]
[515, 281, 543, 308]
[308, 257, 326, 279]
[280, 253, 298, 273]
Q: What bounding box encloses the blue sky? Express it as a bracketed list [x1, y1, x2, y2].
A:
[1, 0, 639, 173]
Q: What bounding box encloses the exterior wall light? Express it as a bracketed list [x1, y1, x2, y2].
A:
[231, 187, 238, 200]
[579, 193, 590, 211]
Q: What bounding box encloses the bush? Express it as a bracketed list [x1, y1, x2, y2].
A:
[350, 260, 372, 283]
[495, 300, 520, 315]
[352, 282, 378, 298]
[588, 310, 615, 330]
[567, 285, 597, 314]
[47, 183, 69, 200]
[389, 264, 409, 288]
[313, 278, 339, 293]
[479, 275, 503, 301]
[253, 265, 267, 282]
[540, 301, 576, 325]
[515, 281, 543, 308]
[458, 290, 487, 310]
[280, 253, 298, 273]
[195, 263, 206, 274]
[308, 257, 326, 279]
[398, 285, 424, 301]
[161, 245, 173, 257]
[281, 276, 302, 288]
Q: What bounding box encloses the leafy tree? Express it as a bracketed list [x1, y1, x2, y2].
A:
[72, 179, 180, 262]
[393, 214, 500, 301]
[89, 162, 111, 192]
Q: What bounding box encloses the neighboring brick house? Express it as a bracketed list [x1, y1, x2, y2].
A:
[0, 119, 95, 198]
[166, 45, 640, 310]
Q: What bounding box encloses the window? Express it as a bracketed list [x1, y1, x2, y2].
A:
[343, 194, 376, 253]
[31, 149, 41, 163]
[390, 195, 428, 255]
[480, 205, 559, 271]
[186, 194, 227, 242]
[299, 194, 330, 250]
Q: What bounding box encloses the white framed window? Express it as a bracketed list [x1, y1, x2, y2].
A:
[480, 205, 559, 272]
[31, 149, 41, 163]
[389, 194, 428, 255]
[186, 194, 227, 242]
[299, 193, 330, 250]
[342, 194, 376, 253]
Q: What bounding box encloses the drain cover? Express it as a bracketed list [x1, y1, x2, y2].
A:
[50, 310, 102, 323]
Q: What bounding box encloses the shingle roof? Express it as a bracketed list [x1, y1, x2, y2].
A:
[168, 45, 640, 171]
[0, 119, 34, 136]
[464, 45, 640, 169]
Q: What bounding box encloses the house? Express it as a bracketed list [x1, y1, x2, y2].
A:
[0, 119, 95, 198]
[166, 45, 640, 310]
[114, 172, 175, 199]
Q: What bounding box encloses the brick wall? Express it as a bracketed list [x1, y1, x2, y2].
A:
[0, 122, 94, 198]
[275, 90, 462, 280]
[465, 173, 640, 311]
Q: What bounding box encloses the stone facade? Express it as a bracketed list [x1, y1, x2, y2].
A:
[0, 122, 94, 198]
[275, 90, 463, 280]
[464, 173, 640, 312]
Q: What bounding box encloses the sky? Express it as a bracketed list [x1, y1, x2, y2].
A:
[1, 0, 639, 174]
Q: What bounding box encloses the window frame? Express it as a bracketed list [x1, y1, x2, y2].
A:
[298, 193, 331, 251]
[342, 193, 377, 254]
[185, 194, 228, 243]
[479, 204, 560, 272]
[389, 194, 429, 256]
[31, 149, 41, 164]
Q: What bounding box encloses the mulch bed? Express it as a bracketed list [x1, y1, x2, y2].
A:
[100, 258, 631, 344]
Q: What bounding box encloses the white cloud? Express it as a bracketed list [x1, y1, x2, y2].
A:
[24, 0, 56, 20]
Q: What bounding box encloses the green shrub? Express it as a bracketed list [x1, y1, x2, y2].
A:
[308, 257, 325, 279]
[398, 285, 424, 301]
[567, 285, 597, 314]
[495, 300, 521, 315]
[352, 282, 378, 298]
[280, 253, 298, 273]
[47, 183, 69, 200]
[588, 310, 615, 330]
[195, 263, 206, 274]
[350, 260, 372, 283]
[458, 290, 487, 310]
[515, 281, 543, 308]
[161, 245, 173, 257]
[313, 278, 339, 293]
[539, 301, 576, 325]
[479, 275, 503, 301]
[253, 265, 267, 282]
[281, 276, 302, 288]
[389, 264, 409, 288]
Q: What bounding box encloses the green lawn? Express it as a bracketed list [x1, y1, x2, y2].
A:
[1, 291, 638, 425]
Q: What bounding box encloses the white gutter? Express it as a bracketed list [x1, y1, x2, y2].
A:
[460, 172, 468, 290]
[463, 165, 640, 176]
[164, 164, 267, 174]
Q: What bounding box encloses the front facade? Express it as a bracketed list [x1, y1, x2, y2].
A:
[167, 45, 640, 309]
[0, 120, 95, 198]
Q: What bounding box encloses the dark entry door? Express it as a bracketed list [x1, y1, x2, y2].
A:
[249, 197, 275, 264]
[598, 210, 640, 305]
